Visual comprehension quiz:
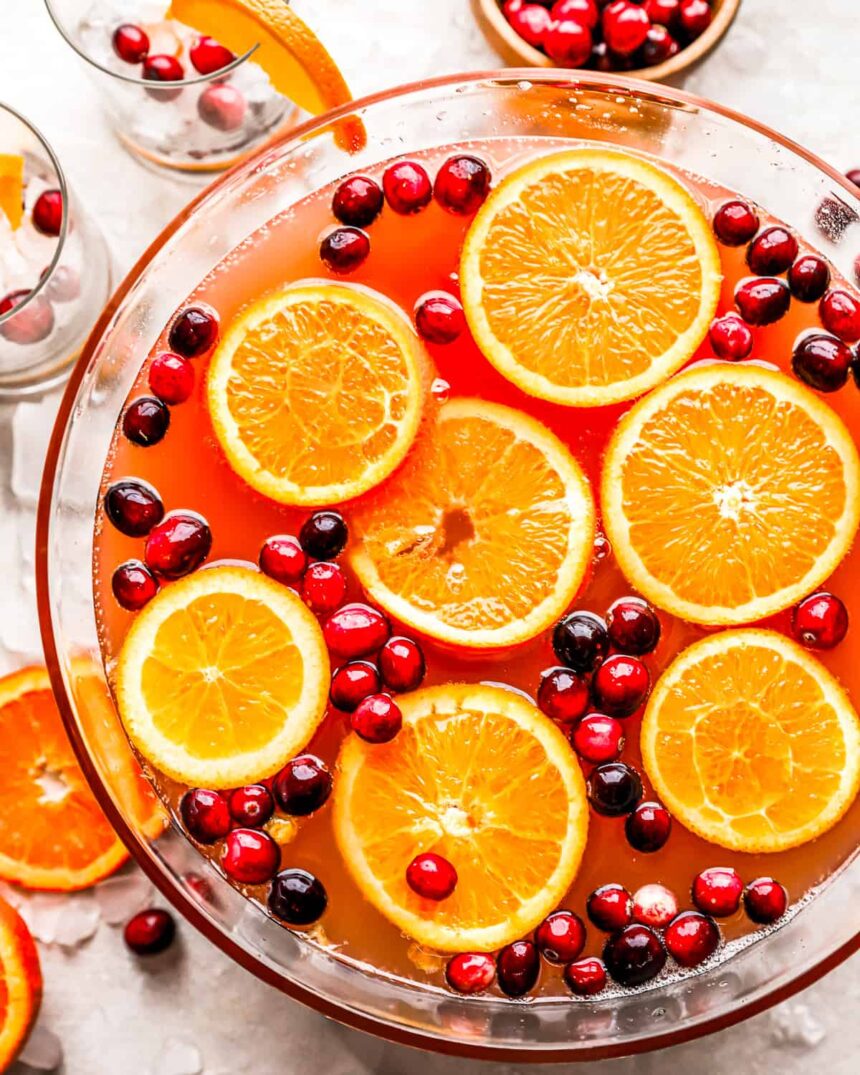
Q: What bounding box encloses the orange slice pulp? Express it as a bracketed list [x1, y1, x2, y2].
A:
[0, 896, 41, 1070]
[0, 154, 24, 231]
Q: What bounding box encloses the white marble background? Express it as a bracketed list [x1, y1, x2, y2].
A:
[0, 0, 858, 1072]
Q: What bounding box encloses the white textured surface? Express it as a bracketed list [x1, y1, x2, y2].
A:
[0, 0, 859, 1072]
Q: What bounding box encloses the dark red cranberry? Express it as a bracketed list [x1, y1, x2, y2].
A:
[406, 852, 457, 900]
[122, 396, 170, 447]
[847, 169, 860, 190]
[692, 867, 743, 917]
[553, 611, 609, 673]
[302, 561, 347, 613]
[713, 200, 759, 246]
[330, 661, 381, 711]
[351, 693, 402, 743]
[678, 0, 711, 38]
[323, 603, 389, 659]
[44, 264, 80, 302]
[222, 828, 280, 885]
[445, 952, 496, 994]
[746, 227, 798, 277]
[603, 924, 666, 986]
[788, 255, 830, 304]
[664, 911, 720, 967]
[820, 289, 860, 342]
[189, 35, 235, 74]
[571, 713, 624, 763]
[149, 352, 194, 404]
[228, 784, 274, 828]
[0, 291, 54, 344]
[198, 84, 247, 131]
[144, 512, 211, 579]
[535, 910, 586, 964]
[32, 190, 63, 236]
[168, 306, 218, 358]
[268, 868, 327, 925]
[507, 4, 552, 48]
[791, 592, 848, 649]
[320, 227, 370, 274]
[603, 1, 650, 55]
[564, 957, 607, 996]
[111, 560, 159, 611]
[382, 161, 432, 215]
[606, 597, 661, 655]
[379, 636, 425, 692]
[590, 40, 615, 71]
[641, 24, 679, 65]
[123, 908, 175, 955]
[104, 478, 164, 537]
[587, 883, 633, 932]
[592, 654, 650, 717]
[332, 175, 384, 228]
[538, 667, 590, 725]
[625, 801, 671, 852]
[588, 762, 643, 816]
[142, 54, 185, 100]
[743, 877, 788, 924]
[708, 313, 754, 361]
[551, 0, 599, 30]
[644, 0, 680, 26]
[299, 510, 348, 560]
[632, 883, 678, 928]
[259, 535, 307, 586]
[434, 155, 492, 215]
[497, 940, 540, 998]
[792, 333, 852, 392]
[180, 788, 231, 843]
[735, 277, 790, 326]
[414, 292, 465, 345]
[273, 754, 332, 816]
[544, 19, 593, 66]
[112, 23, 150, 64]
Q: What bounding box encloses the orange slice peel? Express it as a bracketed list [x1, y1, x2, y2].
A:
[0, 896, 41, 1070]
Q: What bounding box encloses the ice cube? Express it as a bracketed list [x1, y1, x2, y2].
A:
[769, 1001, 826, 1048]
[18, 891, 100, 948]
[95, 868, 153, 926]
[154, 1038, 203, 1075]
[18, 1022, 63, 1071]
[11, 389, 63, 507]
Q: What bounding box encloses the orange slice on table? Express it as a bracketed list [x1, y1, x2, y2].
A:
[602, 363, 860, 626]
[334, 683, 588, 952]
[207, 282, 426, 507]
[0, 896, 41, 1070]
[0, 154, 24, 230]
[116, 565, 329, 788]
[460, 148, 722, 407]
[348, 397, 595, 648]
[641, 629, 860, 853]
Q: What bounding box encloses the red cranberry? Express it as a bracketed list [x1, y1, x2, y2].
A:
[644, 0, 680, 26]
[535, 910, 586, 964]
[379, 636, 425, 692]
[434, 155, 491, 215]
[222, 828, 280, 885]
[123, 908, 175, 955]
[544, 19, 593, 66]
[273, 754, 332, 816]
[791, 592, 848, 649]
[144, 512, 211, 578]
[445, 952, 496, 994]
[228, 784, 274, 828]
[414, 292, 465, 344]
[603, 2, 650, 57]
[406, 852, 457, 900]
[692, 867, 743, 917]
[112, 23, 150, 64]
[641, 24, 679, 65]
[507, 4, 553, 48]
[606, 597, 661, 655]
[0, 291, 54, 344]
[587, 883, 633, 932]
[351, 693, 402, 743]
[330, 661, 381, 711]
[592, 654, 650, 717]
[564, 956, 607, 996]
[44, 264, 80, 302]
[625, 801, 671, 852]
[259, 535, 307, 586]
[268, 868, 327, 925]
[122, 396, 170, 447]
[104, 478, 164, 537]
[744, 877, 788, 924]
[571, 713, 624, 763]
[713, 200, 759, 246]
[320, 227, 370, 274]
[189, 35, 235, 75]
[149, 352, 194, 404]
[588, 762, 643, 816]
[299, 510, 348, 560]
[382, 161, 432, 215]
[678, 0, 711, 38]
[735, 277, 790, 326]
[180, 788, 231, 843]
[111, 560, 159, 611]
[168, 306, 218, 358]
[323, 603, 389, 659]
[142, 54, 185, 100]
[302, 562, 347, 613]
[198, 84, 247, 131]
[32, 190, 63, 236]
[538, 667, 590, 725]
[708, 313, 754, 361]
[332, 175, 384, 228]
[788, 255, 830, 304]
[553, 611, 609, 673]
[552, 0, 599, 29]
[590, 41, 616, 71]
[745, 227, 798, 277]
[497, 940, 540, 998]
[664, 910, 720, 967]
[632, 883, 678, 929]
[820, 289, 860, 342]
[847, 169, 860, 190]
[792, 333, 852, 392]
[603, 924, 666, 986]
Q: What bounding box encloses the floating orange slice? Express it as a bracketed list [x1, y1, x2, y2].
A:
[602, 363, 860, 625]
[207, 283, 426, 507]
[0, 896, 41, 1070]
[116, 565, 329, 788]
[348, 397, 595, 648]
[460, 148, 721, 406]
[334, 683, 588, 952]
[0, 154, 24, 230]
[641, 630, 860, 852]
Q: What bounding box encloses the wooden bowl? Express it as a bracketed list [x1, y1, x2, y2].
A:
[472, 0, 741, 82]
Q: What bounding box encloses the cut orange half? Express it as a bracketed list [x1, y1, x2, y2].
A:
[602, 363, 860, 625]
[207, 282, 426, 507]
[348, 397, 595, 648]
[460, 148, 722, 406]
[641, 629, 860, 852]
[116, 565, 329, 788]
[0, 154, 24, 230]
[0, 896, 41, 1071]
[334, 683, 588, 952]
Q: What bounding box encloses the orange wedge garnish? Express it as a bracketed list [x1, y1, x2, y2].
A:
[0, 896, 41, 1070]
[0, 154, 24, 231]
